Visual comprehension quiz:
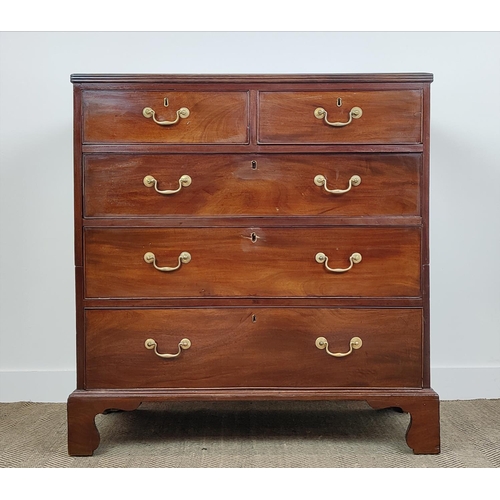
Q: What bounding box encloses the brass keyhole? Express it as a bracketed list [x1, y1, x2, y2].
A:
[337, 97, 342, 107]
[252, 314, 257, 323]
[251, 160, 257, 170]
[251, 232, 258, 243]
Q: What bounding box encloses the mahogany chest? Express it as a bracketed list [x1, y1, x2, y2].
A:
[68, 73, 440, 455]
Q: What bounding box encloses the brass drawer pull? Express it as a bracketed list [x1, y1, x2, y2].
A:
[315, 336, 362, 357]
[144, 251, 191, 272]
[314, 174, 361, 194]
[145, 338, 191, 358]
[314, 106, 362, 127]
[142, 106, 190, 126]
[315, 252, 362, 273]
[143, 174, 192, 195]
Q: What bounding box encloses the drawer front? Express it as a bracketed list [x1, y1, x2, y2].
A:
[82, 91, 249, 144]
[85, 308, 423, 389]
[258, 91, 422, 144]
[84, 227, 421, 298]
[84, 153, 421, 218]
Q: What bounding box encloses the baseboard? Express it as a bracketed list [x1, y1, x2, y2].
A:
[0, 367, 498, 402]
[0, 370, 76, 403]
[431, 366, 500, 400]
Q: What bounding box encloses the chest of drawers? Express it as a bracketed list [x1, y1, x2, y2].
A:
[67, 74, 440, 455]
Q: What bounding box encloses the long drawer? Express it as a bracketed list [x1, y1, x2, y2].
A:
[258, 90, 422, 144]
[84, 227, 421, 298]
[85, 308, 423, 389]
[83, 153, 421, 218]
[82, 91, 249, 144]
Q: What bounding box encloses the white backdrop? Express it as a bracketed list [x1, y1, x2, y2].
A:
[0, 31, 499, 402]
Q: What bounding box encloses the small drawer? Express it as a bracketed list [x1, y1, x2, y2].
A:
[258, 90, 422, 144]
[83, 153, 421, 218]
[84, 227, 421, 299]
[84, 308, 423, 389]
[82, 91, 249, 144]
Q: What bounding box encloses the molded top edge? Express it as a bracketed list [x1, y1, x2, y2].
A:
[70, 73, 434, 84]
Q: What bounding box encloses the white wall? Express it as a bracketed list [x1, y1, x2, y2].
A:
[0, 32, 499, 402]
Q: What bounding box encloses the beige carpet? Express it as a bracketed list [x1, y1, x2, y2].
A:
[1, 399, 499, 467]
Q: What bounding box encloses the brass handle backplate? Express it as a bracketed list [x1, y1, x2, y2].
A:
[142, 106, 190, 126]
[314, 106, 363, 127]
[145, 338, 191, 358]
[143, 174, 192, 195]
[144, 251, 191, 272]
[315, 336, 363, 357]
[315, 252, 362, 273]
[314, 174, 361, 194]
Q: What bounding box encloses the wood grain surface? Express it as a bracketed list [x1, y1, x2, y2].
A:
[84, 308, 423, 389]
[258, 90, 422, 144]
[83, 91, 249, 143]
[83, 153, 421, 217]
[84, 227, 421, 298]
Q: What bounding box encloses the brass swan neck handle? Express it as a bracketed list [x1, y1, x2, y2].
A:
[143, 174, 192, 195]
[315, 252, 362, 273]
[145, 338, 191, 358]
[315, 336, 363, 357]
[142, 106, 190, 126]
[314, 106, 362, 127]
[144, 251, 191, 272]
[314, 174, 361, 194]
